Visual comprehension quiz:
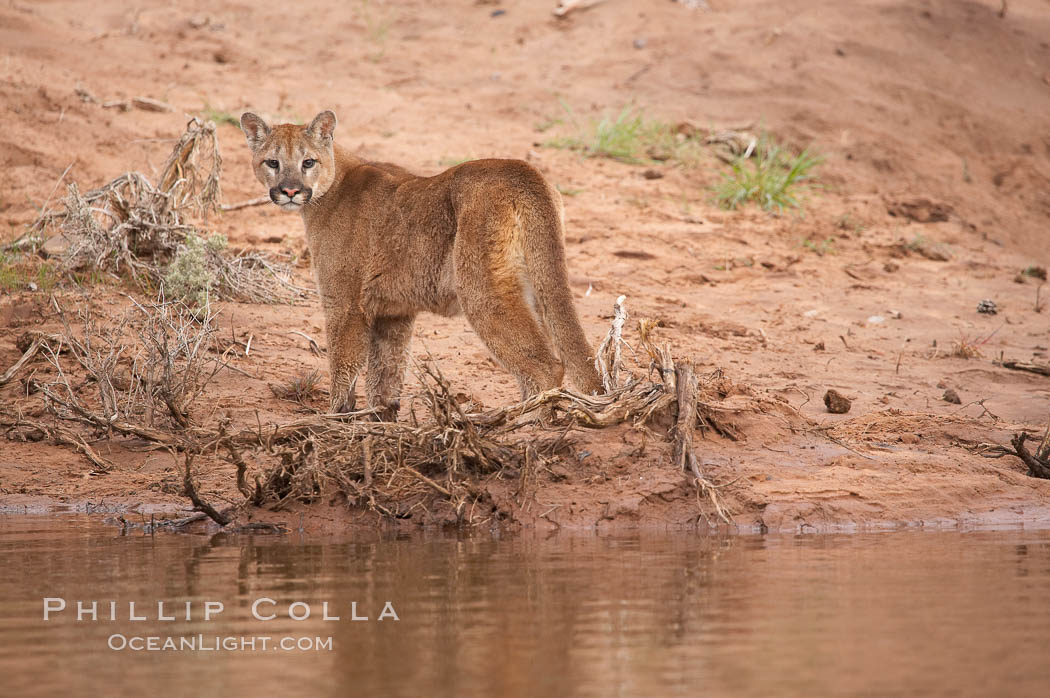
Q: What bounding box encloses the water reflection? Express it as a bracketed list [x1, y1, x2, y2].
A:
[0, 517, 1048, 697]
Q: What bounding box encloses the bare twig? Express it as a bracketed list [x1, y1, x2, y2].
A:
[220, 196, 270, 212]
[288, 330, 324, 355]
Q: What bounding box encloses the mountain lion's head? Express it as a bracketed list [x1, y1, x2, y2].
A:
[240, 110, 338, 211]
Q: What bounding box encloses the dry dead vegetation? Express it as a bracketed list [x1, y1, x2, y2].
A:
[0, 289, 754, 529]
[12, 118, 309, 308]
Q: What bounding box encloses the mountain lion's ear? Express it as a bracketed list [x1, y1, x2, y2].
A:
[306, 110, 337, 145]
[240, 112, 271, 149]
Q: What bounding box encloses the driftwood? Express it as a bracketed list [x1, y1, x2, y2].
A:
[553, 0, 607, 17]
[982, 422, 1050, 480]
[1008, 432, 1050, 479]
[595, 295, 628, 392]
[1000, 361, 1050, 377]
[673, 362, 731, 523]
[182, 453, 231, 526]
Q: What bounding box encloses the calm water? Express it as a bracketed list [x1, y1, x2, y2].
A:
[1, 517, 1049, 697]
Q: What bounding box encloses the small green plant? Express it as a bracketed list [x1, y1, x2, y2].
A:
[546, 103, 697, 164]
[162, 232, 227, 314]
[905, 232, 927, 251]
[556, 184, 583, 197]
[715, 135, 822, 211]
[0, 253, 20, 291]
[201, 104, 240, 128]
[835, 212, 865, 234]
[0, 253, 59, 292]
[31, 262, 59, 292]
[1022, 265, 1047, 281]
[802, 237, 836, 256]
[534, 113, 564, 133]
[359, 0, 394, 61]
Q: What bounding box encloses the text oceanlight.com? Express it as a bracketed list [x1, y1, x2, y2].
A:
[107, 634, 333, 652]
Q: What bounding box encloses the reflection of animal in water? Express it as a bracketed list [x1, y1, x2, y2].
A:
[240, 110, 601, 421]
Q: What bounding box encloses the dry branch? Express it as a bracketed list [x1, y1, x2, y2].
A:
[0, 332, 63, 387]
[182, 453, 231, 526]
[595, 295, 628, 392]
[1000, 361, 1050, 377]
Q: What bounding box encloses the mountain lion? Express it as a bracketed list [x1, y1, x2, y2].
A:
[240, 110, 601, 420]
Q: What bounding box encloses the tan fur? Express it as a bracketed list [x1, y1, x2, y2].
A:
[241, 110, 602, 420]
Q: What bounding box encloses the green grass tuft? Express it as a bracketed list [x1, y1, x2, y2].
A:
[0, 253, 20, 292]
[545, 103, 699, 165]
[0, 253, 60, 292]
[715, 135, 822, 212]
[201, 104, 240, 129]
[802, 237, 836, 256]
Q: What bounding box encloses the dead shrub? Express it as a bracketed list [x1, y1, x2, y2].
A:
[25, 118, 309, 306]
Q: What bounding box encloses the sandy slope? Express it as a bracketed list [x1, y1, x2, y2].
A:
[1, 0, 1049, 532]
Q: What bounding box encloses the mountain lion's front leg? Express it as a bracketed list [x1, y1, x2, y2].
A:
[325, 309, 369, 414]
[366, 315, 416, 422]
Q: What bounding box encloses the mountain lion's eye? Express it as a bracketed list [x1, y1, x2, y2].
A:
[302, 159, 316, 170]
[264, 159, 279, 169]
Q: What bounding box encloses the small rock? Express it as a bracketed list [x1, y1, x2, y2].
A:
[40, 234, 71, 258]
[867, 315, 885, 324]
[823, 389, 852, 414]
[491, 9, 507, 17]
[642, 168, 663, 180]
[813, 341, 825, 351]
[646, 147, 672, 161]
[900, 433, 920, 444]
[976, 299, 998, 315]
[942, 388, 961, 404]
[633, 37, 647, 49]
[883, 261, 900, 273]
[887, 197, 952, 223]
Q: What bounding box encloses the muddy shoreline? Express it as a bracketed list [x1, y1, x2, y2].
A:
[2, 0, 1049, 532]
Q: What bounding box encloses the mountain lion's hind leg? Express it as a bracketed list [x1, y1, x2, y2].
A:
[366, 315, 415, 421]
[454, 234, 564, 397]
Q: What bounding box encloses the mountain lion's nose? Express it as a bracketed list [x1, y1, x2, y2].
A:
[281, 187, 300, 197]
